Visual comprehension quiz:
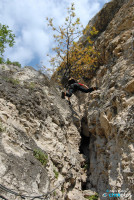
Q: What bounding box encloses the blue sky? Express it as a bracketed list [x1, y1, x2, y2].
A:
[0, 0, 110, 69]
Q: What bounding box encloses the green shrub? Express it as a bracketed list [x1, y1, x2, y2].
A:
[10, 78, 20, 85]
[0, 23, 15, 56]
[84, 163, 88, 170]
[53, 169, 59, 179]
[5, 77, 20, 85]
[0, 56, 21, 67]
[3, 77, 20, 85]
[85, 193, 99, 200]
[53, 191, 57, 196]
[0, 122, 6, 132]
[2, 65, 5, 70]
[61, 187, 65, 193]
[27, 82, 36, 90]
[33, 149, 48, 166]
[12, 61, 21, 68]
[5, 58, 21, 68]
[0, 57, 4, 64]
[6, 58, 12, 65]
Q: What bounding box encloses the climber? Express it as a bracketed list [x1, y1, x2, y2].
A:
[61, 78, 98, 99]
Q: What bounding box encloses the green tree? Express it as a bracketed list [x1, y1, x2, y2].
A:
[0, 23, 15, 56]
[46, 3, 99, 81]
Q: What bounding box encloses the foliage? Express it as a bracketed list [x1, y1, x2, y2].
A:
[46, 3, 99, 81]
[0, 23, 15, 56]
[1, 65, 5, 70]
[53, 168, 59, 179]
[33, 149, 48, 167]
[12, 61, 21, 68]
[61, 187, 65, 193]
[0, 57, 4, 64]
[4, 77, 20, 85]
[9, 78, 20, 85]
[53, 191, 57, 196]
[85, 193, 99, 200]
[0, 57, 21, 68]
[0, 121, 6, 132]
[5, 58, 21, 68]
[3, 76, 20, 85]
[5, 58, 12, 65]
[0, 24, 19, 68]
[26, 82, 36, 90]
[84, 163, 88, 170]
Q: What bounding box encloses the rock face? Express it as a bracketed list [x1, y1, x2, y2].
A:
[0, 65, 88, 200]
[0, 0, 133, 200]
[79, 0, 134, 199]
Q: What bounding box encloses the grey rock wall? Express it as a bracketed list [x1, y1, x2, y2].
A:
[77, 0, 134, 199]
[0, 0, 133, 200]
[0, 65, 90, 200]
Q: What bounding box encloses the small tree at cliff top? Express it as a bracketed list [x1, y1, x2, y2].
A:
[0, 23, 15, 62]
[46, 3, 99, 81]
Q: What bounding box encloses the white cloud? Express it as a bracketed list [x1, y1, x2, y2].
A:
[0, 0, 110, 68]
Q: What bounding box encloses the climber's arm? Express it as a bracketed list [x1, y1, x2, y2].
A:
[82, 84, 89, 89]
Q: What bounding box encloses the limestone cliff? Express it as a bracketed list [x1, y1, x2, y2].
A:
[0, 65, 88, 200]
[0, 0, 134, 200]
[79, 0, 134, 199]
